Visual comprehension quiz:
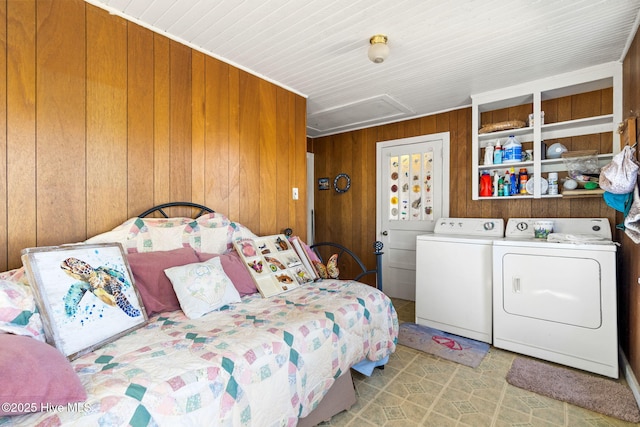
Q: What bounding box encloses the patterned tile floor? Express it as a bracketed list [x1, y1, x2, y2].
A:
[320, 298, 639, 427]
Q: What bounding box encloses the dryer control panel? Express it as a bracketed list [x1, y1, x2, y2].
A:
[505, 218, 612, 240]
[434, 218, 504, 237]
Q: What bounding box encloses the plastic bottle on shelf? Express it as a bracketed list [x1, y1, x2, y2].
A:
[498, 175, 504, 196]
[509, 167, 518, 195]
[484, 143, 494, 165]
[519, 168, 528, 194]
[548, 172, 558, 195]
[493, 171, 499, 197]
[503, 170, 511, 196]
[480, 172, 492, 197]
[503, 135, 522, 163]
[494, 141, 503, 164]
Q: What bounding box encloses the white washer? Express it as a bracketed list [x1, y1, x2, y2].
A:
[415, 218, 504, 344]
[493, 218, 618, 378]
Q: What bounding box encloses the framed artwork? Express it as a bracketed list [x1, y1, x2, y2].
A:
[318, 177, 330, 190]
[21, 243, 147, 360]
[233, 234, 315, 298]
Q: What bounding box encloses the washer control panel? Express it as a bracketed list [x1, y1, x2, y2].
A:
[433, 218, 504, 237]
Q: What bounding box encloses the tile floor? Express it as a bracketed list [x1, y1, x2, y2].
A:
[320, 298, 639, 426]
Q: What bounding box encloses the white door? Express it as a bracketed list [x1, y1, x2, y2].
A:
[376, 133, 450, 300]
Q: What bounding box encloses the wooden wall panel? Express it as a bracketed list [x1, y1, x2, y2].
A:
[153, 35, 171, 209]
[0, 2, 307, 270]
[127, 24, 154, 217]
[36, 0, 86, 246]
[276, 88, 292, 230]
[294, 95, 307, 239]
[6, 0, 36, 268]
[86, 7, 127, 236]
[238, 72, 261, 233]
[204, 57, 230, 215]
[621, 25, 640, 380]
[259, 80, 277, 232]
[169, 42, 192, 217]
[191, 51, 206, 205]
[0, 0, 7, 271]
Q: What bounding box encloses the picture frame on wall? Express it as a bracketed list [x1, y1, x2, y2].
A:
[21, 243, 148, 360]
[318, 177, 330, 190]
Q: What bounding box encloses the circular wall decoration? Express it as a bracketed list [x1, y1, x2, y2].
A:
[334, 173, 351, 193]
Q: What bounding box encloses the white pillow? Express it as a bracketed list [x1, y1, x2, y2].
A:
[164, 257, 241, 319]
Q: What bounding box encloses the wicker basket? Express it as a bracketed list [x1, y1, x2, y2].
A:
[478, 120, 526, 134]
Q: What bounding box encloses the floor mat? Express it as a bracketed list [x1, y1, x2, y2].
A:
[506, 356, 640, 423]
[397, 322, 489, 368]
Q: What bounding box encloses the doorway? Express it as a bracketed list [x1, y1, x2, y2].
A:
[376, 132, 450, 300]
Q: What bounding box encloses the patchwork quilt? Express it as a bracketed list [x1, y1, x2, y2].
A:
[1, 280, 398, 426]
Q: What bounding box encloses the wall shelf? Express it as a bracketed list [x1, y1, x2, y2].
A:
[471, 62, 622, 200]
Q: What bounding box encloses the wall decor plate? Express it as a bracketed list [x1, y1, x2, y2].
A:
[334, 173, 351, 193]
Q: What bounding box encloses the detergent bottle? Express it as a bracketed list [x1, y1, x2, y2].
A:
[503, 135, 522, 163]
[480, 172, 492, 197]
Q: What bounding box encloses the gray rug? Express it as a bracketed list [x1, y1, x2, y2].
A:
[506, 357, 640, 423]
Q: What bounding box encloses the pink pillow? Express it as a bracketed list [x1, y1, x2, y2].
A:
[197, 251, 258, 296]
[127, 247, 200, 315]
[0, 334, 86, 415]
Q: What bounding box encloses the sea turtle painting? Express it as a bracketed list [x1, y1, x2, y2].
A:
[61, 257, 141, 318]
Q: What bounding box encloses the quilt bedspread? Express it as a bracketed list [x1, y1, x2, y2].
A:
[1, 280, 398, 427]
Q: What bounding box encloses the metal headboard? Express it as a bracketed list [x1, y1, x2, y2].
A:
[283, 228, 384, 291]
[138, 202, 214, 219]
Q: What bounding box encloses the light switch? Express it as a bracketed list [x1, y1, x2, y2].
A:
[292, 188, 299, 200]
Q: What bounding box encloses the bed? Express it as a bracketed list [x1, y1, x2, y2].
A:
[0, 202, 398, 426]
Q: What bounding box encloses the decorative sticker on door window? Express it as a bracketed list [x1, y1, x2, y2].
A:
[389, 157, 399, 220]
[423, 151, 433, 220]
[400, 155, 410, 220]
[411, 154, 421, 219]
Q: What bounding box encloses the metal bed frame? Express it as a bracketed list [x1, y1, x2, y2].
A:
[138, 202, 384, 291]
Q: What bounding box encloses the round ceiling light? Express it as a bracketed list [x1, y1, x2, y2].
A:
[368, 34, 389, 64]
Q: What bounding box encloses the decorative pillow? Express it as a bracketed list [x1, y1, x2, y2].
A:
[197, 251, 258, 296]
[0, 276, 45, 340]
[126, 247, 200, 316]
[164, 257, 241, 319]
[0, 334, 86, 415]
[313, 260, 329, 279]
[327, 253, 340, 279]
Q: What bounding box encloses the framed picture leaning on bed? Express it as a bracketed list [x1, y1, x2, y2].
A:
[21, 243, 147, 360]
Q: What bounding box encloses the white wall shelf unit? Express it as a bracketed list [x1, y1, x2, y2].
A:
[471, 62, 622, 200]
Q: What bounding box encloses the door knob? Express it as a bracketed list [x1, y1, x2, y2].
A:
[382, 231, 388, 236]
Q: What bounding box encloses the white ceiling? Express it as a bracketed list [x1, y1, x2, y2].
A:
[87, 0, 640, 138]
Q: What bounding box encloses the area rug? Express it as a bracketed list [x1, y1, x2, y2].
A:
[397, 322, 490, 368]
[506, 357, 640, 423]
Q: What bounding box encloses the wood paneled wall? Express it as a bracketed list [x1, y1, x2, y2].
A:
[621, 26, 640, 380]
[309, 94, 616, 282]
[0, 0, 307, 271]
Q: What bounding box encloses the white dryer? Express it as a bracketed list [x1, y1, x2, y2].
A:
[415, 218, 504, 344]
[493, 218, 618, 378]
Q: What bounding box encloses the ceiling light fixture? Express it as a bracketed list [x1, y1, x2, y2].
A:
[368, 34, 389, 64]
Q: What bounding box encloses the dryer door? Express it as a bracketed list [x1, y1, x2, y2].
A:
[500, 253, 601, 328]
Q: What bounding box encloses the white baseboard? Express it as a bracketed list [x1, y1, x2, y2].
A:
[620, 347, 640, 407]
